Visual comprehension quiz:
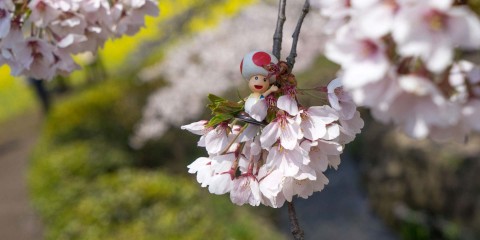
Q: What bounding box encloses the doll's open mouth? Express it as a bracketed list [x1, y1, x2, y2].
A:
[254, 85, 263, 89]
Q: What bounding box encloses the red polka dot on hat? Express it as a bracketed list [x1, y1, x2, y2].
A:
[252, 52, 271, 67]
[240, 51, 278, 82]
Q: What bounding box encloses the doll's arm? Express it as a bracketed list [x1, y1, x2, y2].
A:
[262, 85, 279, 97]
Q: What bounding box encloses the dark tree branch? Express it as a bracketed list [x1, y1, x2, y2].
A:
[272, 0, 287, 60]
[273, 2, 309, 238]
[286, 0, 310, 71]
[288, 201, 305, 240]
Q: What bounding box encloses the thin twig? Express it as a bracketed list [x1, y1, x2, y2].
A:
[272, 0, 287, 60]
[286, 0, 310, 71]
[288, 201, 305, 240]
[299, 90, 326, 100]
[220, 124, 248, 155]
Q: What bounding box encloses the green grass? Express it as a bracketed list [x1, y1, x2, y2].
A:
[0, 66, 35, 123]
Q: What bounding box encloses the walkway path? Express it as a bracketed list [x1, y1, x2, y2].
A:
[0, 111, 43, 240]
[280, 155, 398, 240]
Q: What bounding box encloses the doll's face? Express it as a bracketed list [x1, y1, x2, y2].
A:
[248, 74, 269, 93]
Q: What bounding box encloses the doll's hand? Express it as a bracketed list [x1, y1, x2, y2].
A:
[269, 85, 279, 92]
[263, 85, 279, 97]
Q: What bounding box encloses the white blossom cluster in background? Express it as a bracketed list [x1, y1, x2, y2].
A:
[131, 1, 326, 147]
[182, 79, 363, 207]
[0, 0, 158, 80]
[313, 0, 480, 141]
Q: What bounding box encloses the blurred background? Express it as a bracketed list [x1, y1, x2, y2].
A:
[1, 0, 480, 239]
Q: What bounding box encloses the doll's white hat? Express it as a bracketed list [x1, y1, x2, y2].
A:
[240, 51, 278, 82]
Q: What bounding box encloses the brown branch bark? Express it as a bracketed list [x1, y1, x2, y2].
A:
[272, 0, 287, 60]
[273, 2, 307, 239]
[288, 201, 305, 240]
[286, 0, 310, 71]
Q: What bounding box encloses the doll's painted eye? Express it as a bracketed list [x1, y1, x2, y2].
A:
[264, 77, 267, 82]
[255, 76, 258, 80]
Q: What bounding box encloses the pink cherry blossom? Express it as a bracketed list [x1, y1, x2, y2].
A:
[204, 124, 233, 155]
[266, 145, 315, 180]
[260, 112, 303, 150]
[281, 174, 329, 202]
[299, 105, 338, 141]
[184, 78, 363, 207]
[325, 25, 390, 89]
[348, 70, 401, 119]
[181, 120, 209, 135]
[392, 0, 480, 72]
[0, 1, 13, 39]
[0, 0, 158, 79]
[207, 154, 236, 195]
[181, 120, 213, 147]
[258, 168, 285, 208]
[379, 75, 459, 138]
[182, 3, 370, 208]
[311, 0, 352, 34]
[230, 174, 261, 206]
[301, 139, 343, 171]
[187, 157, 215, 188]
[327, 78, 356, 120]
[241, 137, 262, 161]
[318, 0, 480, 141]
[245, 98, 268, 122]
[424, 61, 480, 142]
[277, 95, 299, 116]
[18, 38, 56, 80]
[338, 111, 364, 144]
[354, 0, 399, 38]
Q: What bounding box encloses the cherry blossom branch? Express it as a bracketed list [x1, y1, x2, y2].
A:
[220, 124, 248, 155]
[286, 0, 310, 71]
[288, 201, 305, 240]
[272, 0, 287, 60]
[273, 1, 308, 239]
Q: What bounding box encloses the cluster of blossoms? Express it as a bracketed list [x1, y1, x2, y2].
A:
[0, 0, 158, 80]
[132, 1, 326, 146]
[182, 51, 363, 207]
[314, 0, 480, 141]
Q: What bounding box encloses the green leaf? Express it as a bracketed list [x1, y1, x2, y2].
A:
[206, 94, 245, 127]
[207, 113, 234, 127]
[214, 104, 243, 114]
[207, 94, 243, 114]
[208, 94, 226, 104]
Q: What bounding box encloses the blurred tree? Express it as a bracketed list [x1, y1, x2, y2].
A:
[28, 78, 50, 113]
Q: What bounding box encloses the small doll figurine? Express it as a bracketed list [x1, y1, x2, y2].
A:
[240, 51, 279, 122]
